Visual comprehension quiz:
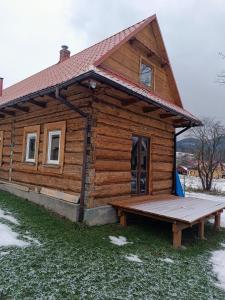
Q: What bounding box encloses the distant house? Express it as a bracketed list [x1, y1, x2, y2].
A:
[0, 15, 202, 226]
[189, 162, 225, 179]
[177, 165, 188, 176]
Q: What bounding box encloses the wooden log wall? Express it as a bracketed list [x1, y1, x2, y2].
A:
[100, 23, 178, 106]
[0, 84, 175, 209]
[89, 92, 174, 208]
[0, 85, 93, 199]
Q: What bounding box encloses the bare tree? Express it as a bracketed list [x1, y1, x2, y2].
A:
[217, 52, 225, 84]
[191, 118, 225, 191]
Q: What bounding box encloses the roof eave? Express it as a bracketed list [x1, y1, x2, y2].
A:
[0, 70, 95, 110]
[0, 69, 202, 127]
[89, 71, 202, 127]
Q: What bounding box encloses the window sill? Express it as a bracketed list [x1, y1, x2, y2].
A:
[131, 193, 149, 197]
[139, 82, 153, 91]
[22, 161, 36, 166]
[42, 164, 61, 169]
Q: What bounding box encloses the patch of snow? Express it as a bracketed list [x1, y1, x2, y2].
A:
[211, 250, 225, 290]
[23, 235, 41, 246]
[0, 251, 10, 256]
[0, 223, 29, 247]
[109, 236, 131, 246]
[181, 176, 225, 193]
[125, 254, 142, 263]
[0, 208, 19, 225]
[160, 258, 174, 264]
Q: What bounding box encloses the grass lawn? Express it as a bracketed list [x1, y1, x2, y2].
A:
[0, 191, 225, 299]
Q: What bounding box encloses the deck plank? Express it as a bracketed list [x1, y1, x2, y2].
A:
[109, 196, 225, 224]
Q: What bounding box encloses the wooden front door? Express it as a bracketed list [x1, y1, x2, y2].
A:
[131, 135, 150, 195]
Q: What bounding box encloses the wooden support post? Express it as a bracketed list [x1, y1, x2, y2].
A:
[172, 224, 182, 248]
[198, 220, 205, 240]
[120, 211, 127, 227]
[214, 213, 221, 231]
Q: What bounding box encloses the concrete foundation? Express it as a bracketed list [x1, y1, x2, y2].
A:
[0, 182, 118, 225]
[84, 205, 118, 226]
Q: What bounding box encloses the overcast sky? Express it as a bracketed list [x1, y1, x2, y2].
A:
[1, 0, 225, 123]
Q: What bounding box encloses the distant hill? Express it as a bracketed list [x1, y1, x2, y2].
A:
[177, 138, 199, 154]
[177, 137, 225, 154]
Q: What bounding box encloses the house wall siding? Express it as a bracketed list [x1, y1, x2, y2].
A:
[88, 95, 174, 208]
[0, 85, 92, 199]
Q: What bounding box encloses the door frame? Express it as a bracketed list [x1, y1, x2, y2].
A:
[131, 134, 150, 195]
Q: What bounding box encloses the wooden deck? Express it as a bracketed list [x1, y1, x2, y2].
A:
[109, 195, 225, 248]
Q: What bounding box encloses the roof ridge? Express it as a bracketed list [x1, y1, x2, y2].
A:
[68, 16, 151, 59]
[3, 15, 153, 93]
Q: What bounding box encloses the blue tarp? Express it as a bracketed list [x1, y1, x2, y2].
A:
[176, 171, 185, 197]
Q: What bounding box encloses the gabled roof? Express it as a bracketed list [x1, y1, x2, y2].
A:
[1, 15, 154, 106]
[0, 14, 201, 126]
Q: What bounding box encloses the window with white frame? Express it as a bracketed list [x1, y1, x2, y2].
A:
[47, 130, 61, 164]
[140, 60, 153, 88]
[25, 133, 37, 162]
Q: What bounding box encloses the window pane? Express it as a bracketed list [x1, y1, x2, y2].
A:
[26, 133, 36, 162]
[131, 136, 138, 171]
[131, 136, 139, 194]
[28, 136, 36, 159]
[131, 135, 150, 195]
[131, 171, 137, 193]
[50, 134, 60, 161]
[140, 171, 147, 194]
[141, 137, 149, 171]
[140, 63, 152, 87]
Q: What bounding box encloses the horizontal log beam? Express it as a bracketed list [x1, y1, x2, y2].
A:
[172, 118, 189, 124]
[29, 99, 47, 108]
[0, 109, 15, 116]
[129, 37, 168, 67]
[121, 98, 139, 106]
[12, 104, 29, 112]
[104, 91, 138, 107]
[143, 106, 161, 113]
[160, 113, 177, 119]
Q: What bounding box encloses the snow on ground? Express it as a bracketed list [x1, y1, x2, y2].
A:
[160, 258, 174, 264]
[109, 236, 131, 246]
[180, 175, 225, 193]
[0, 208, 19, 225]
[0, 251, 10, 256]
[211, 250, 225, 290]
[0, 207, 40, 248]
[23, 235, 41, 246]
[125, 254, 143, 263]
[186, 188, 225, 291]
[0, 223, 29, 247]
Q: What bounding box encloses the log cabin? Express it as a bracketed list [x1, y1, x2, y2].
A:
[1, 15, 224, 247]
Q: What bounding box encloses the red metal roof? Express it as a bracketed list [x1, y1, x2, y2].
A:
[1, 16, 153, 106]
[0, 14, 200, 125]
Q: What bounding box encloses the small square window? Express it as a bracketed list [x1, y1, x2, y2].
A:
[47, 130, 61, 164]
[22, 125, 40, 167]
[140, 61, 153, 87]
[25, 133, 37, 162]
[42, 121, 66, 169]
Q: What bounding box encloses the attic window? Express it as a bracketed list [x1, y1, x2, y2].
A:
[140, 60, 153, 88]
